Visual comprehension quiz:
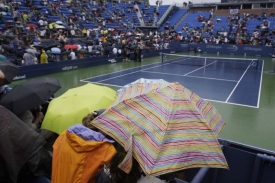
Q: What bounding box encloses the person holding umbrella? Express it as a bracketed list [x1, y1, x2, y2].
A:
[95, 147, 168, 183]
[51, 110, 117, 183]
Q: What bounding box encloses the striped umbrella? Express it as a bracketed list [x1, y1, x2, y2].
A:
[92, 80, 228, 176]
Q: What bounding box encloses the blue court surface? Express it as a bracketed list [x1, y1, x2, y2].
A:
[82, 57, 264, 108]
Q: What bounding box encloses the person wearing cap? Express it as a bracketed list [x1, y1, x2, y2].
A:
[51, 109, 117, 183]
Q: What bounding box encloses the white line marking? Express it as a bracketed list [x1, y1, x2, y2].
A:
[80, 58, 260, 108]
[225, 61, 252, 102]
[141, 70, 238, 82]
[85, 81, 258, 108]
[184, 61, 217, 76]
[257, 60, 264, 108]
[85, 59, 192, 83]
[86, 81, 123, 88]
[205, 98, 257, 108]
[184, 75, 238, 82]
[80, 62, 162, 82]
[80, 58, 193, 82]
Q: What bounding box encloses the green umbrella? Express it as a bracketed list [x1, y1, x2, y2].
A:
[79, 49, 88, 53]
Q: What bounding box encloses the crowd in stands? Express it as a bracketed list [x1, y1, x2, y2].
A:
[1, 0, 275, 182]
[170, 10, 275, 46]
[0, 0, 275, 66]
[0, 71, 188, 182]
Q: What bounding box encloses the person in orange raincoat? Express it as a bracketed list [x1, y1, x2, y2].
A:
[51, 111, 117, 183]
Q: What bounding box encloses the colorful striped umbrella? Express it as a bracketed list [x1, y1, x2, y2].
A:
[92, 80, 228, 176]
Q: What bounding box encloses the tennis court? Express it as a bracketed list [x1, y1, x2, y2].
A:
[82, 54, 264, 108]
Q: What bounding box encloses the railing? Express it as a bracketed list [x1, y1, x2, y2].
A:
[134, 3, 145, 26]
[157, 4, 175, 28]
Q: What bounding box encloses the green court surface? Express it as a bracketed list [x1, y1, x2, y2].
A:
[11, 54, 275, 152]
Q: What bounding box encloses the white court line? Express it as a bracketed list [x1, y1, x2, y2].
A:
[83, 81, 123, 88]
[141, 70, 238, 82]
[80, 58, 193, 82]
[83, 59, 192, 83]
[205, 98, 257, 108]
[81, 83, 257, 108]
[80, 62, 162, 82]
[80, 58, 261, 108]
[184, 75, 238, 82]
[257, 60, 264, 108]
[225, 61, 252, 103]
[183, 61, 217, 76]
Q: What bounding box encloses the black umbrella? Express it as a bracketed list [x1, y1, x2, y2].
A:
[0, 62, 20, 85]
[0, 77, 61, 115]
[33, 45, 46, 50]
[0, 105, 47, 183]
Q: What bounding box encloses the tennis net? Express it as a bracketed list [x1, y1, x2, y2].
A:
[161, 53, 259, 70]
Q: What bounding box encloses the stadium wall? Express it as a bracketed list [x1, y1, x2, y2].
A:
[170, 42, 274, 57]
[13, 49, 174, 81]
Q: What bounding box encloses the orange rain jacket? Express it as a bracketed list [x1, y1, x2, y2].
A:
[51, 124, 116, 183]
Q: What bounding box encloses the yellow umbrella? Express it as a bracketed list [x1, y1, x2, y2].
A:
[41, 83, 116, 134]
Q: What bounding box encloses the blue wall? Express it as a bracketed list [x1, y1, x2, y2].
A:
[14, 49, 175, 81]
[14, 44, 272, 81]
[170, 42, 274, 57]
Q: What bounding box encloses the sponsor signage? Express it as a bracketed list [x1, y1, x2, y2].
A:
[13, 49, 174, 81]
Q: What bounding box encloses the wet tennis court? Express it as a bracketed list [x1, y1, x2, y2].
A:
[82, 54, 263, 108]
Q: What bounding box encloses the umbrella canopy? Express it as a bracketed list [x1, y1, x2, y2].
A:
[27, 24, 37, 29]
[56, 25, 65, 29]
[79, 49, 87, 53]
[0, 62, 20, 85]
[0, 77, 61, 115]
[41, 83, 116, 134]
[26, 48, 38, 54]
[93, 79, 228, 176]
[51, 47, 61, 54]
[32, 45, 45, 49]
[16, 25, 24, 28]
[55, 21, 63, 25]
[0, 106, 47, 183]
[64, 44, 78, 49]
[0, 54, 7, 61]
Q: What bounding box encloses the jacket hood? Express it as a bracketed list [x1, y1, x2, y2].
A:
[66, 124, 114, 153]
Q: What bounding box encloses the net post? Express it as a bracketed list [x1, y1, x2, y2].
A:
[160, 52, 163, 64]
[205, 57, 207, 66]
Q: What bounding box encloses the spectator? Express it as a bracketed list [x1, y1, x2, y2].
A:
[12, 8, 20, 21]
[23, 51, 35, 65]
[82, 28, 87, 37]
[112, 46, 117, 55]
[40, 50, 48, 64]
[51, 111, 116, 183]
[95, 147, 166, 183]
[69, 49, 76, 60]
[22, 12, 29, 21]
